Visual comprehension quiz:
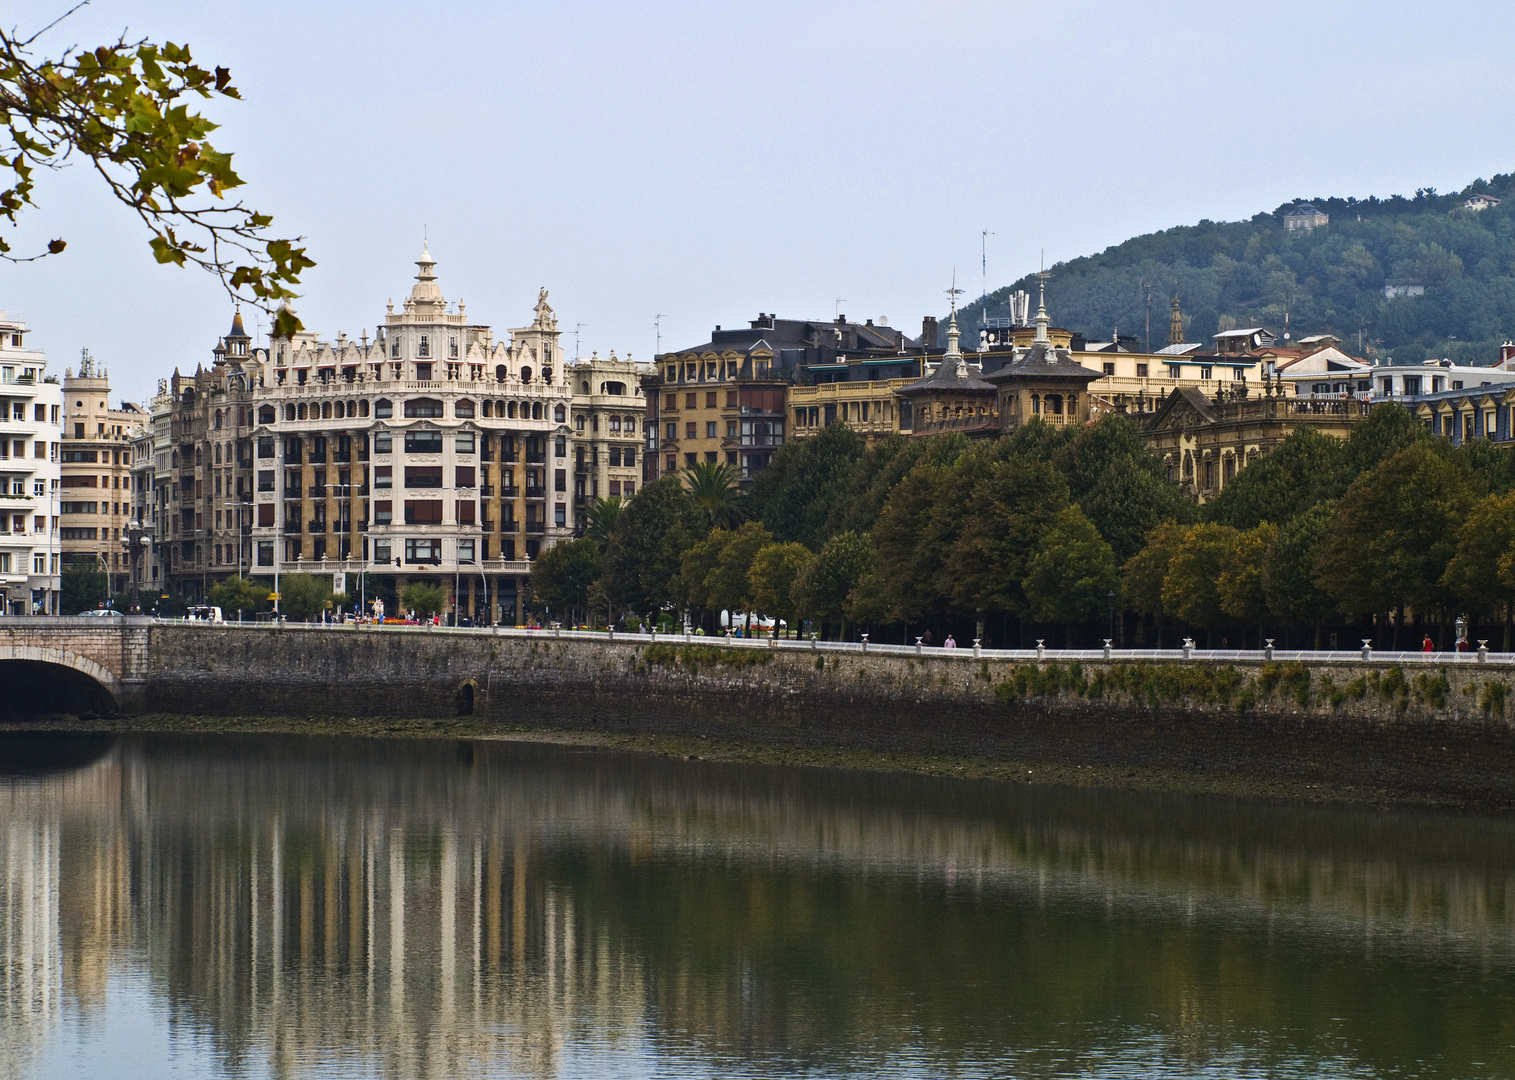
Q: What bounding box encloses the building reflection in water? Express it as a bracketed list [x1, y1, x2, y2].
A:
[2, 733, 1515, 1079]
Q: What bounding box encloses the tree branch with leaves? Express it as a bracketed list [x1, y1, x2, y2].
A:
[0, 4, 311, 335]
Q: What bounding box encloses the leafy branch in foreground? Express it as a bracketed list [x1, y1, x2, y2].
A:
[0, 4, 311, 335]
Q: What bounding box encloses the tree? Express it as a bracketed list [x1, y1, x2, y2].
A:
[871, 462, 949, 623]
[1337, 402, 1429, 481]
[1447, 491, 1515, 646]
[1162, 523, 1243, 643]
[1078, 453, 1193, 561]
[793, 531, 875, 638]
[61, 557, 107, 614]
[529, 539, 602, 620]
[682, 460, 744, 530]
[749, 422, 865, 549]
[1262, 502, 1336, 647]
[1217, 523, 1278, 645]
[583, 495, 624, 551]
[0, 17, 311, 334]
[1201, 426, 1346, 530]
[747, 542, 813, 635]
[207, 574, 269, 619]
[1021, 506, 1123, 644]
[398, 581, 444, 619]
[1320, 442, 1478, 640]
[280, 573, 333, 621]
[1122, 522, 1186, 624]
[603, 476, 702, 615]
[705, 521, 773, 625]
[677, 528, 731, 618]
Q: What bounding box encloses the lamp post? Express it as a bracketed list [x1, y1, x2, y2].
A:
[121, 518, 149, 614]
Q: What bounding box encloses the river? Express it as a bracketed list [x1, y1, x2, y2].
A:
[1, 730, 1512, 1078]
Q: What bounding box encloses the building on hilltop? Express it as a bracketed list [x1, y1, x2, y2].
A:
[1284, 203, 1329, 230]
[1382, 279, 1425, 299]
[1465, 194, 1501, 212]
[58, 353, 145, 598]
[0, 311, 63, 614]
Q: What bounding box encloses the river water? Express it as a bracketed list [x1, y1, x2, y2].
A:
[1, 732, 1512, 1079]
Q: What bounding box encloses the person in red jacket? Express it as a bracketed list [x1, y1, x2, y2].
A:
[1422, 634, 1435, 653]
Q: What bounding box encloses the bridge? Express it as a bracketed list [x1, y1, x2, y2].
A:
[0, 617, 151, 715]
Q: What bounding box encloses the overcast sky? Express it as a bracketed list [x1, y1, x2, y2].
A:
[3, 0, 1512, 404]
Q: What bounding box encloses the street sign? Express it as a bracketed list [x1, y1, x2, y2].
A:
[268, 592, 280, 601]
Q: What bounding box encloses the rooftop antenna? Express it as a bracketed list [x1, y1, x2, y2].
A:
[574, 322, 588, 360]
[1138, 279, 1154, 352]
[981, 229, 994, 314]
[654, 313, 666, 356]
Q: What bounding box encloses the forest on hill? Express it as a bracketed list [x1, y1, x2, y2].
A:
[959, 174, 1515, 365]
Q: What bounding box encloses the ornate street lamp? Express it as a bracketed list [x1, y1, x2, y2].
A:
[121, 518, 150, 614]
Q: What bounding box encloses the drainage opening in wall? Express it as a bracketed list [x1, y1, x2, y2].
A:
[456, 680, 477, 716]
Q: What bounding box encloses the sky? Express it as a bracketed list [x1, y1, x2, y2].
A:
[2, 0, 1513, 405]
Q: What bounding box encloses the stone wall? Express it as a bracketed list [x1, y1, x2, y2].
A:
[142, 626, 1515, 809]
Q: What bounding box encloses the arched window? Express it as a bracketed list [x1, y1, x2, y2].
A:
[623, 416, 637, 433]
[507, 402, 516, 419]
[521, 367, 532, 384]
[404, 398, 444, 418]
[1031, 394, 1041, 414]
[374, 398, 393, 418]
[483, 401, 493, 418]
[575, 415, 585, 431]
[358, 400, 369, 417]
[214, 409, 223, 429]
[260, 406, 276, 424]
[532, 402, 542, 420]
[322, 402, 332, 420]
[282, 404, 294, 421]
[214, 444, 222, 463]
[1046, 394, 1063, 415]
[581, 381, 590, 393]
[495, 365, 507, 382]
[609, 415, 621, 432]
[553, 404, 566, 423]
[297, 403, 308, 420]
[591, 415, 599, 431]
[456, 399, 476, 418]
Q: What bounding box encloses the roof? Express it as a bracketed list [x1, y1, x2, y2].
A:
[1154, 342, 1204, 356]
[896, 352, 996, 396]
[1285, 203, 1326, 215]
[1214, 327, 1270, 339]
[1467, 194, 1501, 204]
[982, 343, 1103, 385]
[1144, 386, 1219, 431]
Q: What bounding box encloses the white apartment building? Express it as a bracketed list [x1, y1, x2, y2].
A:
[0, 311, 63, 615]
[569, 351, 650, 514]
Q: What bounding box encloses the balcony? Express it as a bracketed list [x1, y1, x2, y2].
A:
[480, 484, 494, 497]
[499, 520, 518, 534]
[525, 453, 547, 465]
[500, 485, 519, 498]
[282, 523, 301, 534]
[308, 486, 325, 497]
[524, 486, 546, 499]
[283, 486, 301, 498]
[525, 521, 546, 534]
[308, 520, 327, 534]
[574, 462, 589, 474]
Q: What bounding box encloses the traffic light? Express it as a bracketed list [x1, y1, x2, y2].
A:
[394, 557, 401, 567]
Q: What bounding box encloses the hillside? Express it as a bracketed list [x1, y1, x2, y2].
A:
[959, 174, 1515, 365]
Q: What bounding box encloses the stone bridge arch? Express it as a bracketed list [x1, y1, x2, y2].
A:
[0, 644, 125, 715]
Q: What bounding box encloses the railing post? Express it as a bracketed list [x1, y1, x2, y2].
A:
[650, 627, 656, 642]
[811, 633, 819, 651]
[608, 627, 614, 642]
[1036, 639, 1045, 661]
[915, 636, 923, 656]
[1478, 640, 1489, 663]
[972, 637, 981, 657]
[1264, 638, 1274, 661]
[1361, 639, 1373, 662]
[1103, 638, 1112, 660]
[1182, 637, 1193, 660]
[861, 633, 869, 653]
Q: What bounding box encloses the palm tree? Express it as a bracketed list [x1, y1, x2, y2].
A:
[584, 495, 625, 551]
[683, 460, 743, 529]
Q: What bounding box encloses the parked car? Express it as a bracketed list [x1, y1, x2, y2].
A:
[77, 608, 124, 617]
[186, 605, 224, 623]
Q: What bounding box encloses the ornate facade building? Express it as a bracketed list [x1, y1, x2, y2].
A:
[568, 352, 649, 512]
[152, 248, 576, 622]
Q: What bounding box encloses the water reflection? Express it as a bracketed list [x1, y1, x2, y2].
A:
[3, 733, 1515, 1079]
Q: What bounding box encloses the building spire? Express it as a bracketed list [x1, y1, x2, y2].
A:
[1168, 293, 1184, 346]
[1032, 274, 1052, 347]
[944, 275, 964, 365]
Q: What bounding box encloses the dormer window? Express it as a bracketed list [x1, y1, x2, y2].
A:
[418, 334, 430, 358]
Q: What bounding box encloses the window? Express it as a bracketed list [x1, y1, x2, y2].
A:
[686, 393, 697, 409]
[405, 537, 441, 562]
[374, 465, 393, 489]
[706, 421, 717, 438]
[665, 394, 676, 410]
[62, 449, 97, 463]
[455, 398, 475, 418]
[1200, 366, 1213, 380]
[258, 504, 275, 526]
[685, 453, 696, 466]
[1136, 363, 1149, 378]
[623, 449, 635, 467]
[404, 398, 444, 418]
[60, 527, 98, 540]
[623, 416, 637, 434]
[554, 469, 566, 492]
[404, 466, 444, 488]
[666, 455, 676, 472]
[455, 432, 475, 454]
[686, 422, 697, 438]
[418, 334, 430, 358]
[554, 503, 566, 527]
[520, 367, 532, 383]
[457, 538, 475, 563]
[374, 432, 392, 454]
[1168, 365, 1181, 379]
[726, 421, 738, 438]
[554, 404, 566, 423]
[450, 337, 459, 359]
[404, 431, 443, 454]
[404, 500, 443, 525]
[258, 470, 275, 492]
[59, 501, 97, 514]
[666, 422, 677, 440]
[609, 447, 622, 467]
[373, 500, 393, 524]
[1102, 362, 1115, 376]
[456, 466, 476, 487]
[375, 398, 393, 418]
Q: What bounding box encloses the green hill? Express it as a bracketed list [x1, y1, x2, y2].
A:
[959, 174, 1515, 364]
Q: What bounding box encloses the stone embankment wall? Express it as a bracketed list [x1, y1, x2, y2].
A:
[142, 626, 1515, 808]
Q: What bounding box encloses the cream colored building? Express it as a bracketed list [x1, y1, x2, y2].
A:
[59, 354, 144, 596]
[569, 351, 649, 510]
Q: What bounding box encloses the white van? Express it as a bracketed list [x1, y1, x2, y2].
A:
[187, 605, 224, 623]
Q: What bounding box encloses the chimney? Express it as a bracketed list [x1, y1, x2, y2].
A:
[921, 316, 939, 349]
[1502, 341, 1515, 368]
